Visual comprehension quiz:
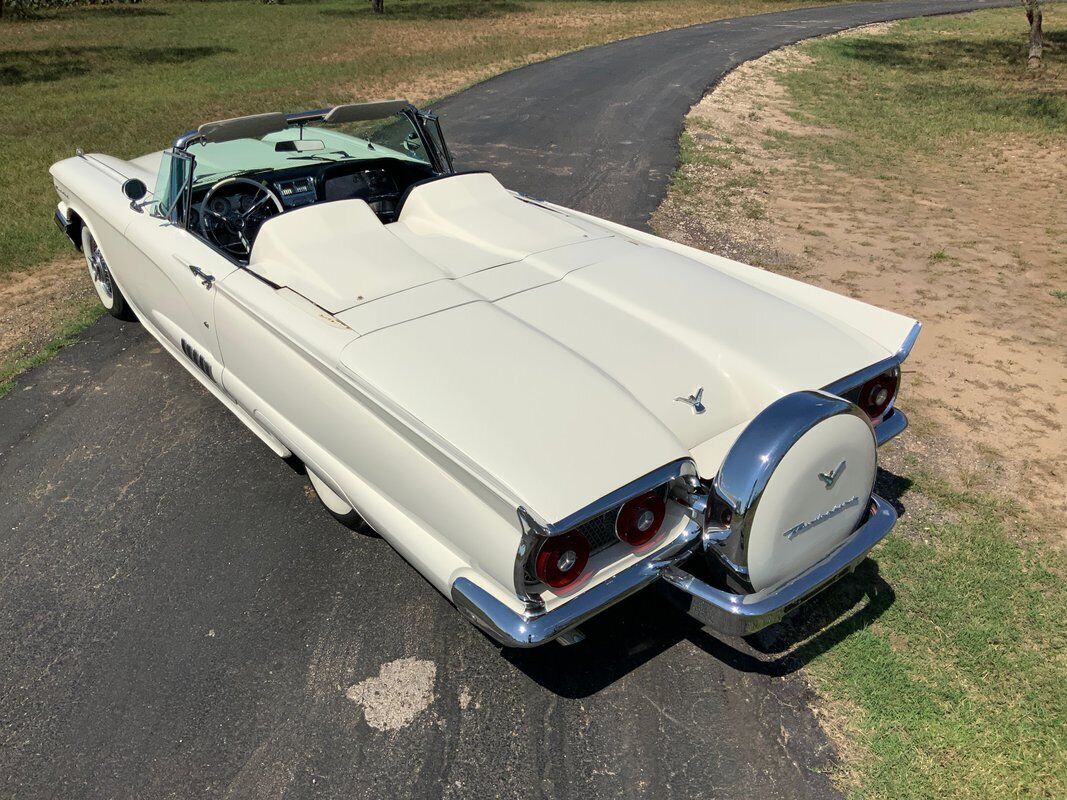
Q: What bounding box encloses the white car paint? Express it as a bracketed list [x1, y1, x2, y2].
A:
[50, 136, 917, 636]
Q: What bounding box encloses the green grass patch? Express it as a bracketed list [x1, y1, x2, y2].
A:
[1051, 289, 1067, 301]
[771, 8, 1067, 173]
[804, 470, 1066, 798]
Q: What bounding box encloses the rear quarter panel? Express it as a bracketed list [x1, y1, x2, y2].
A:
[213, 270, 527, 606]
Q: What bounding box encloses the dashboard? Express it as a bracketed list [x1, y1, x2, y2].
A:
[190, 156, 434, 234]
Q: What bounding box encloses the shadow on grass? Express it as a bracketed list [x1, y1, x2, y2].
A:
[2, 3, 170, 21]
[0, 45, 234, 87]
[320, 0, 521, 21]
[827, 30, 1067, 72]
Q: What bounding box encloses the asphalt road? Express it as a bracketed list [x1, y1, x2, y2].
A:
[1, 2, 1006, 798]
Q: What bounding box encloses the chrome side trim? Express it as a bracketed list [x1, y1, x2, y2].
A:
[660, 495, 896, 636]
[710, 391, 874, 576]
[823, 321, 922, 397]
[453, 519, 703, 648]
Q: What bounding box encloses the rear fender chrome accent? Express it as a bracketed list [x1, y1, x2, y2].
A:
[518, 458, 697, 537]
[710, 391, 873, 578]
[823, 321, 921, 398]
[513, 458, 698, 603]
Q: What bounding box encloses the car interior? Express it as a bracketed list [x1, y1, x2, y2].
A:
[170, 103, 452, 262]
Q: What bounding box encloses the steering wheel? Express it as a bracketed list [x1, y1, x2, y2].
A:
[200, 177, 284, 258]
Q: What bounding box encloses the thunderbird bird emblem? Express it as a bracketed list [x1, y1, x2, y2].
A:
[818, 460, 847, 489]
[675, 386, 706, 415]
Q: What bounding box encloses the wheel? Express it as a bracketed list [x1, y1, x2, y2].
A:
[82, 227, 136, 321]
[307, 470, 377, 535]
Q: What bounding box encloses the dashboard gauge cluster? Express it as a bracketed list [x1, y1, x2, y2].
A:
[275, 176, 317, 208]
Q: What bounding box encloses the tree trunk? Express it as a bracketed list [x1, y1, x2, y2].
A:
[372, 0, 384, 13]
[1025, 0, 1043, 69]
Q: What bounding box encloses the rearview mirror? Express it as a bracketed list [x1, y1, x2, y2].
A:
[122, 178, 148, 201]
[275, 139, 326, 153]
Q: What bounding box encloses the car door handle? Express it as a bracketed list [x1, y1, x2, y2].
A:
[188, 264, 215, 289]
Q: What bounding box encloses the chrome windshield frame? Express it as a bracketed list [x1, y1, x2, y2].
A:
[172, 103, 455, 175]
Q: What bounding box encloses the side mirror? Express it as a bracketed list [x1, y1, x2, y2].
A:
[122, 178, 148, 202]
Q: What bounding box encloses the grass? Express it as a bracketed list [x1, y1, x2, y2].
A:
[733, 10, 1067, 798]
[0, 0, 846, 280]
[1051, 289, 1067, 301]
[767, 8, 1067, 173]
[802, 470, 1066, 799]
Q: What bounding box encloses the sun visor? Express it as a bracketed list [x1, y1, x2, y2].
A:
[323, 100, 410, 125]
[198, 112, 290, 144]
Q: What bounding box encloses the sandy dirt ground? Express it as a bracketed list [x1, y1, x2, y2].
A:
[0, 256, 91, 377]
[652, 26, 1067, 541]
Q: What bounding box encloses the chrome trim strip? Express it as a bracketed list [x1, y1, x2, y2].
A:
[823, 321, 922, 397]
[711, 391, 873, 575]
[520, 458, 696, 537]
[453, 519, 703, 648]
[512, 458, 697, 606]
[660, 495, 896, 636]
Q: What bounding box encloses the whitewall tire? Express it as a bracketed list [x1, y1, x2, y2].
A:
[82, 227, 136, 321]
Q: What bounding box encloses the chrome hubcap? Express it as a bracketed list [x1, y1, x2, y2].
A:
[87, 238, 113, 301]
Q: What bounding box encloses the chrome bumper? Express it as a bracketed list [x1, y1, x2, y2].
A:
[875, 407, 907, 446]
[451, 494, 897, 647]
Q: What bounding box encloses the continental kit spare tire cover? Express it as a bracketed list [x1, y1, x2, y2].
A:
[716, 391, 877, 593]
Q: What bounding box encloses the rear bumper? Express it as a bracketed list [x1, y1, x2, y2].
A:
[875, 407, 907, 446]
[451, 494, 896, 647]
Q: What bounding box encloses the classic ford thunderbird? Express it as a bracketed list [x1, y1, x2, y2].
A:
[51, 101, 919, 647]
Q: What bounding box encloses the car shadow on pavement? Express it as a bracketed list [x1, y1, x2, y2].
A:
[506, 467, 909, 698]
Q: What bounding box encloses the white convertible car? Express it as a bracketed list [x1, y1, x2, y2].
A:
[51, 101, 919, 647]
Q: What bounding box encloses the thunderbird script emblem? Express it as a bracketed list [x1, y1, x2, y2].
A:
[675, 386, 706, 415]
[818, 459, 846, 489]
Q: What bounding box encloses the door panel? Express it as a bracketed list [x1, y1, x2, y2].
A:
[122, 214, 236, 367]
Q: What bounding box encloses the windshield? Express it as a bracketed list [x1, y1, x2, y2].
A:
[187, 114, 430, 187]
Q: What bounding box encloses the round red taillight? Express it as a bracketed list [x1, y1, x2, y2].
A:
[615, 491, 666, 547]
[534, 531, 590, 589]
[858, 369, 899, 420]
